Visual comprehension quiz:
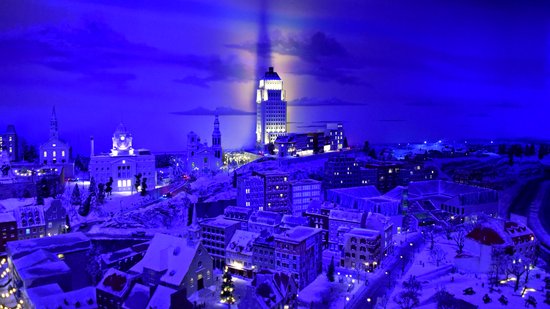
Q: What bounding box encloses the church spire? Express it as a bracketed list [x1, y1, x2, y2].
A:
[212, 115, 222, 159]
[50, 106, 58, 140]
[187, 203, 201, 247]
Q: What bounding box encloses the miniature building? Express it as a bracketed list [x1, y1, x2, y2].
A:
[185, 115, 223, 173]
[96, 269, 136, 309]
[130, 233, 214, 297]
[342, 228, 381, 270]
[252, 230, 276, 271]
[274, 226, 323, 289]
[238, 270, 298, 309]
[226, 230, 260, 278]
[0, 125, 18, 161]
[44, 199, 67, 236]
[223, 206, 254, 230]
[256, 67, 288, 146]
[328, 209, 367, 252]
[289, 178, 322, 216]
[237, 175, 265, 210]
[253, 170, 291, 213]
[0, 213, 17, 252]
[303, 201, 338, 250]
[39, 107, 71, 169]
[89, 123, 156, 192]
[199, 215, 240, 269]
[248, 210, 283, 235]
[323, 156, 362, 191]
[13, 206, 45, 240]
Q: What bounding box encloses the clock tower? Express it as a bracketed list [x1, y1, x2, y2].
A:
[111, 123, 134, 156]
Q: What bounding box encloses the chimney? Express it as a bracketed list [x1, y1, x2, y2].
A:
[90, 136, 95, 157]
[268, 67, 274, 73]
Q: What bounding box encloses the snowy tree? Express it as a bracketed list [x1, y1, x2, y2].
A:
[452, 228, 466, 254]
[423, 225, 441, 251]
[134, 173, 142, 193]
[220, 270, 236, 305]
[327, 256, 335, 282]
[97, 183, 105, 205]
[79, 195, 92, 216]
[88, 177, 97, 197]
[141, 178, 148, 196]
[394, 276, 422, 309]
[429, 245, 447, 267]
[86, 244, 104, 285]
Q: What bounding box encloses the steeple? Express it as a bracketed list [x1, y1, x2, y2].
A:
[187, 203, 201, 247]
[212, 115, 222, 159]
[49, 106, 58, 140]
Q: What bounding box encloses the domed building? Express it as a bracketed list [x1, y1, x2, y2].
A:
[185, 115, 223, 173]
[89, 123, 156, 192]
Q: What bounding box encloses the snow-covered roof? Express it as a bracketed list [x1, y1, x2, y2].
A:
[249, 211, 283, 225]
[7, 232, 90, 260]
[146, 285, 176, 309]
[365, 212, 392, 230]
[345, 228, 380, 239]
[328, 185, 381, 199]
[329, 209, 366, 222]
[30, 286, 96, 309]
[281, 215, 309, 228]
[130, 233, 199, 287]
[122, 283, 150, 309]
[275, 226, 321, 243]
[227, 230, 260, 255]
[201, 215, 240, 229]
[13, 205, 45, 228]
[0, 212, 15, 223]
[97, 268, 133, 298]
[19, 259, 70, 282]
[290, 178, 322, 187]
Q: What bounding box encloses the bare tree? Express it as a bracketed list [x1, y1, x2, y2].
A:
[506, 254, 531, 292]
[394, 276, 423, 309]
[452, 228, 466, 254]
[422, 225, 441, 251]
[430, 245, 447, 267]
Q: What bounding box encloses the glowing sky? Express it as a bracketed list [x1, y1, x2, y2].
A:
[1, 0, 549, 155]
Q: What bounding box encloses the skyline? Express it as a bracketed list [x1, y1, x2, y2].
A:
[1, 0, 549, 155]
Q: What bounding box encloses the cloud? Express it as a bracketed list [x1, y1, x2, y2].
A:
[228, 30, 364, 85]
[289, 97, 367, 107]
[171, 106, 254, 116]
[0, 18, 250, 88]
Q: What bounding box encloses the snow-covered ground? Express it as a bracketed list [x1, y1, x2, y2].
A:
[297, 274, 364, 308]
[388, 233, 549, 308]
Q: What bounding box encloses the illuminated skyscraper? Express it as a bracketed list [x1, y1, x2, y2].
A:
[256, 67, 287, 147]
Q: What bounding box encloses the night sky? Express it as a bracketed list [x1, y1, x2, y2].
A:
[1, 0, 549, 155]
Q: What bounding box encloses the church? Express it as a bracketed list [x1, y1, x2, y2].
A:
[186, 115, 223, 173]
[89, 123, 156, 192]
[39, 107, 73, 176]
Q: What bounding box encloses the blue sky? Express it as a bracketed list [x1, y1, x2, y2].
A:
[1, 0, 549, 155]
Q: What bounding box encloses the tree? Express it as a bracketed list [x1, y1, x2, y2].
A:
[70, 184, 82, 206]
[267, 143, 275, 155]
[423, 225, 440, 251]
[368, 148, 377, 159]
[105, 177, 113, 196]
[363, 141, 371, 154]
[97, 183, 105, 204]
[88, 177, 97, 197]
[36, 178, 49, 205]
[343, 137, 349, 148]
[506, 254, 530, 292]
[452, 228, 466, 254]
[134, 173, 142, 193]
[430, 245, 447, 267]
[1, 164, 10, 176]
[327, 256, 335, 282]
[79, 195, 92, 216]
[394, 276, 422, 309]
[65, 214, 71, 233]
[86, 244, 104, 285]
[140, 178, 148, 196]
[220, 270, 236, 305]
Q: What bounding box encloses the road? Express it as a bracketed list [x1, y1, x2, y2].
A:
[347, 232, 425, 309]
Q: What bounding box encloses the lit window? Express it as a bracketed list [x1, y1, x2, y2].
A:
[118, 180, 122, 187]
[53, 151, 56, 157]
[44, 151, 47, 158]
[245, 189, 250, 194]
[62, 151, 65, 157]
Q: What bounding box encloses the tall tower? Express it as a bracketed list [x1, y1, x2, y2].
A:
[212, 115, 222, 159]
[256, 67, 287, 147]
[111, 123, 134, 156]
[49, 106, 58, 140]
[187, 204, 201, 247]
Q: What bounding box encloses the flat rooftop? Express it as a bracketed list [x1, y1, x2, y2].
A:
[275, 226, 321, 243]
